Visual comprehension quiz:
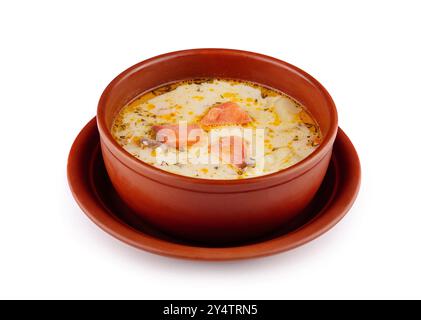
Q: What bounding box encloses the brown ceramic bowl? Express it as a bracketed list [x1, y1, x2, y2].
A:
[97, 49, 338, 244]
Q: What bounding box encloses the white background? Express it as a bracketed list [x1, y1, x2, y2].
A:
[1, 0, 420, 300]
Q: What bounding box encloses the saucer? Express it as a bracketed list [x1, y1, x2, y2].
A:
[67, 118, 360, 260]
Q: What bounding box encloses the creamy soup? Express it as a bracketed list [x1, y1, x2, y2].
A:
[112, 79, 322, 179]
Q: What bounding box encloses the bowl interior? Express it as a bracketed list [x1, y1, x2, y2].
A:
[99, 49, 336, 138]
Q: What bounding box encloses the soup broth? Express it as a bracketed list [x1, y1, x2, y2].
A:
[112, 79, 322, 179]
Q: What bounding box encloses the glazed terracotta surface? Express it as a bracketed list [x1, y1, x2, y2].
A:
[67, 119, 360, 260]
[96, 49, 338, 243]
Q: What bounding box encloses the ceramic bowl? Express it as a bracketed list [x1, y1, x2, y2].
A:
[97, 49, 338, 243]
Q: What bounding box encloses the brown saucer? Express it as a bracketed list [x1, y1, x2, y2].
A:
[67, 118, 360, 260]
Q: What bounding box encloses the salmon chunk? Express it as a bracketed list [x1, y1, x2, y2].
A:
[210, 136, 247, 168]
[152, 123, 203, 148]
[200, 102, 252, 126]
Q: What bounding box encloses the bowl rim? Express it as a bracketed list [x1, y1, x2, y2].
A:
[97, 48, 338, 188]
